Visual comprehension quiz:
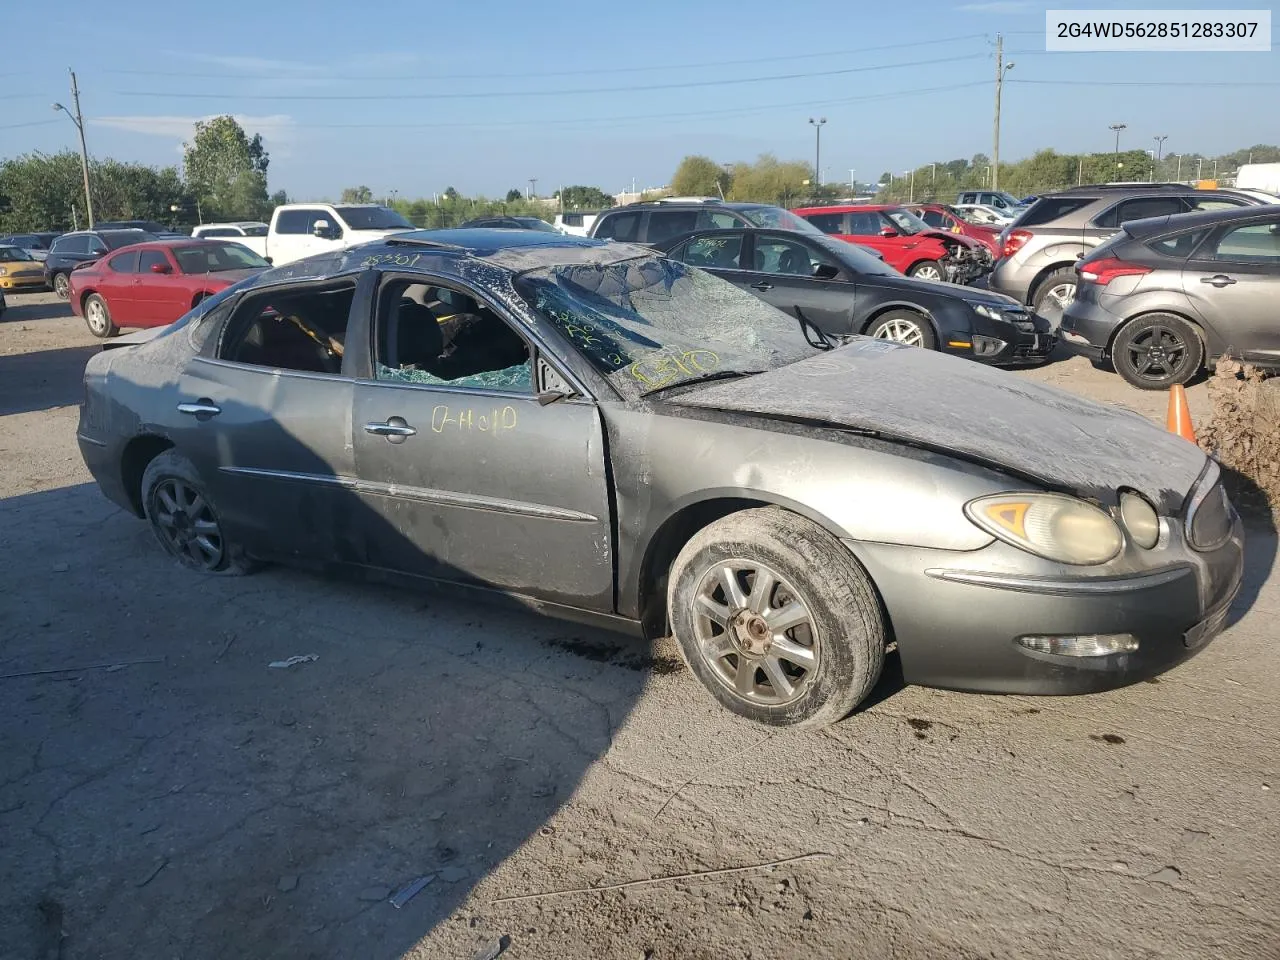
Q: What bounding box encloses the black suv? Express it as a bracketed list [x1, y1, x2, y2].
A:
[589, 198, 826, 246]
[44, 229, 154, 299]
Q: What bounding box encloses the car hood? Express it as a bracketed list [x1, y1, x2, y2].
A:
[859, 272, 1023, 309]
[672, 340, 1207, 511]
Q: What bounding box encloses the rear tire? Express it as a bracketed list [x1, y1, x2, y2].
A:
[141, 452, 257, 575]
[667, 507, 886, 729]
[83, 294, 118, 338]
[53, 272, 71, 300]
[867, 310, 938, 350]
[1111, 313, 1204, 390]
[1032, 267, 1076, 315]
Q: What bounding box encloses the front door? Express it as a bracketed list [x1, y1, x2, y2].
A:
[172, 279, 361, 562]
[741, 233, 857, 336]
[1182, 215, 1280, 363]
[134, 248, 189, 325]
[349, 274, 614, 611]
[270, 208, 342, 265]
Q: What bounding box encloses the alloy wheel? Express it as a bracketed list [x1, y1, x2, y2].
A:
[912, 264, 943, 281]
[1042, 281, 1076, 311]
[1125, 323, 1187, 381]
[85, 298, 107, 334]
[150, 478, 225, 570]
[54, 274, 70, 299]
[690, 559, 819, 706]
[873, 318, 925, 346]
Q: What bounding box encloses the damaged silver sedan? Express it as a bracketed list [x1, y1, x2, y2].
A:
[77, 230, 1244, 728]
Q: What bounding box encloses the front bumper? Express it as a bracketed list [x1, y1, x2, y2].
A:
[845, 507, 1245, 695]
[946, 308, 1056, 366]
[0, 273, 46, 290]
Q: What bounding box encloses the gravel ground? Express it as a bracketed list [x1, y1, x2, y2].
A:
[1, 292, 1276, 960]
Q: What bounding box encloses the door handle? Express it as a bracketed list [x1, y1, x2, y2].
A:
[364, 417, 417, 443]
[1201, 275, 1237, 287]
[177, 400, 221, 418]
[750, 280, 773, 291]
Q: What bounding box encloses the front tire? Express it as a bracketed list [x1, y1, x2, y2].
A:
[907, 260, 945, 282]
[83, 294, 118, 338]
[867, 310, 938, 350]
[1032, 267, 1076, 315]
[667, 507, 886, 729]
[141, 452, 256, 575]
[53, 272, 71, 300]
[1111, 313, 1204, 390]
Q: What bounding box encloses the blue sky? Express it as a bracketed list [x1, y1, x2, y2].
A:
[2, 0, 1277, 201]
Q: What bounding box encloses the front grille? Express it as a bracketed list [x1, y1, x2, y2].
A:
[1012, 335, 1057, 359]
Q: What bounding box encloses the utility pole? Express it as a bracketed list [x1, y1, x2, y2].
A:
[1197, 157, 1204, 180]
[1212, 159, 1219, 179]
[1109, 122, 1127, 177]
[992, 34, 1014, 192]
[908, 169, 915, 203]
[849, 168, 856, 191]
[1077, 155, 1084, 185]
[809, 117, 826, 188]
[1175, 154, 1182, 181]
[53, 69, 94, 228]
[528, 178, 537, 200]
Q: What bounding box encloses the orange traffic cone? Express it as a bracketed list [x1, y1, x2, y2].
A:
[1166, 384, 1197, 443]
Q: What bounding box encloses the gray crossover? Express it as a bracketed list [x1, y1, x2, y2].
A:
[77, 230, 1244, 728]
[989, 185, 1264, 315]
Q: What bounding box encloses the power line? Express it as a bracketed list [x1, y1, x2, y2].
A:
[112, 53, 988, 101]
[1010, 78, 1280, 87]
[0, 118, 63, 130]
[100, 34, 989, 82]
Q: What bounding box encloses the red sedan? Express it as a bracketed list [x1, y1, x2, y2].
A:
[791, 204, 988, 283]
[905, 203, 1001, 255]
[69, 239, 270, 338]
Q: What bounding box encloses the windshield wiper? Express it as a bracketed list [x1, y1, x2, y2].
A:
[641, 370, 760, 397]
[794, 307, 837, 351]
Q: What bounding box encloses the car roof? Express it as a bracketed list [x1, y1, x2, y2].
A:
[793, 204, 896, 213]
[1124, 202, 1280, 238]
[603, 200, 775, 212]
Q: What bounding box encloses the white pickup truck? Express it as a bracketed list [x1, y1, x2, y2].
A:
[230, 203, 416, 266]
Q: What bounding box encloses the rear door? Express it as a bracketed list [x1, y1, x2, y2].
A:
[174, 277, 362, 562]
[97, 250, 141, 322]
[1182, 215, 1280, 362]
[348, 271, 615, 610]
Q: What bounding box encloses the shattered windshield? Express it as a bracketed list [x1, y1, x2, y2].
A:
[738, 206, 824, 236]
[515, 256, 820, 399]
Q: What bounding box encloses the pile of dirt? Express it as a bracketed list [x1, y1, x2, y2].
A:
[1198, 359, 1280, 513]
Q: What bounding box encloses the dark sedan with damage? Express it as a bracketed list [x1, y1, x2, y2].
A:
[77, 230, 1244, 728]
[653, 227, 1054, 365]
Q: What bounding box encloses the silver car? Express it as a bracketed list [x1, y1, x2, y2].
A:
[77, 230, 1244, 729]
[989, 185, 1263, 315]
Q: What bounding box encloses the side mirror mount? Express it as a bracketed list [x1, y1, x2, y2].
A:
[264, 256, 273, 265]
[150, 261, 172, 274]
[879, 226, 897, 237]
[536, 389, 573, 406]
[812, 262, 840, 280]
[312, 219, 332, 238]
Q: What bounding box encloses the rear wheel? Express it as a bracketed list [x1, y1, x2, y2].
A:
[867, 311, 937, 350]
[52, 272, 71, 300]
[83, 294, 117, 338]
[1032, 267, 1076, 315]
[1111, 313, 1204, 390]
[141, 452, 256, 575]
[667, 507, 886, 729]
[907, 260, 945, 282]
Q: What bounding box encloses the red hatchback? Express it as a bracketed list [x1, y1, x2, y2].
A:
[792, 204, 989, 283]
[69, 239, 270, 338]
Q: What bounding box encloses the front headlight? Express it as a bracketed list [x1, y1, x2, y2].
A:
[965, 493, 1123, 565]
[972, 303, 1003, 322]
[0, 267, 8, 276]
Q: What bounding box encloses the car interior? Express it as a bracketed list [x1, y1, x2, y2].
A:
[375, 280, 533, 391]
[221, 285, 357, 374]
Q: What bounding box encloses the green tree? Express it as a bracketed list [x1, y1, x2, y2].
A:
[505, 188, 524, 202]
[443, 186, 461, 202]
[270, 189, 289, 207]
[183, 115, 272, 221]
[556, 185, 615, 209]
[341, 185, 374, 203]
[726, 154, 810, 206]
[671, 155, 730, 197]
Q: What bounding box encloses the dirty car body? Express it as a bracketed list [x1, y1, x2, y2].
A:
[77, 230, 1245, 727]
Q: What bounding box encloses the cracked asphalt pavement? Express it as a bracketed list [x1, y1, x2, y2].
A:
[2, 292, 1277, 959]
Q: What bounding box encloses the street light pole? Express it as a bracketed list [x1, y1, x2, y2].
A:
[808, 117, 826, 188]
[52, 68, 94, 228]
[1153, 135, 1168, 182]
[1108, 123, 1127, 177]
[992, 34, 1015, 192]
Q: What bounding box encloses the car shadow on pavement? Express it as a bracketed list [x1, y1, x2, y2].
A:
[0, 344, 99, 415]
[0, 479, 648, 960]
[1, 298, 73, 324]
[1219, 467, 1278, 629]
